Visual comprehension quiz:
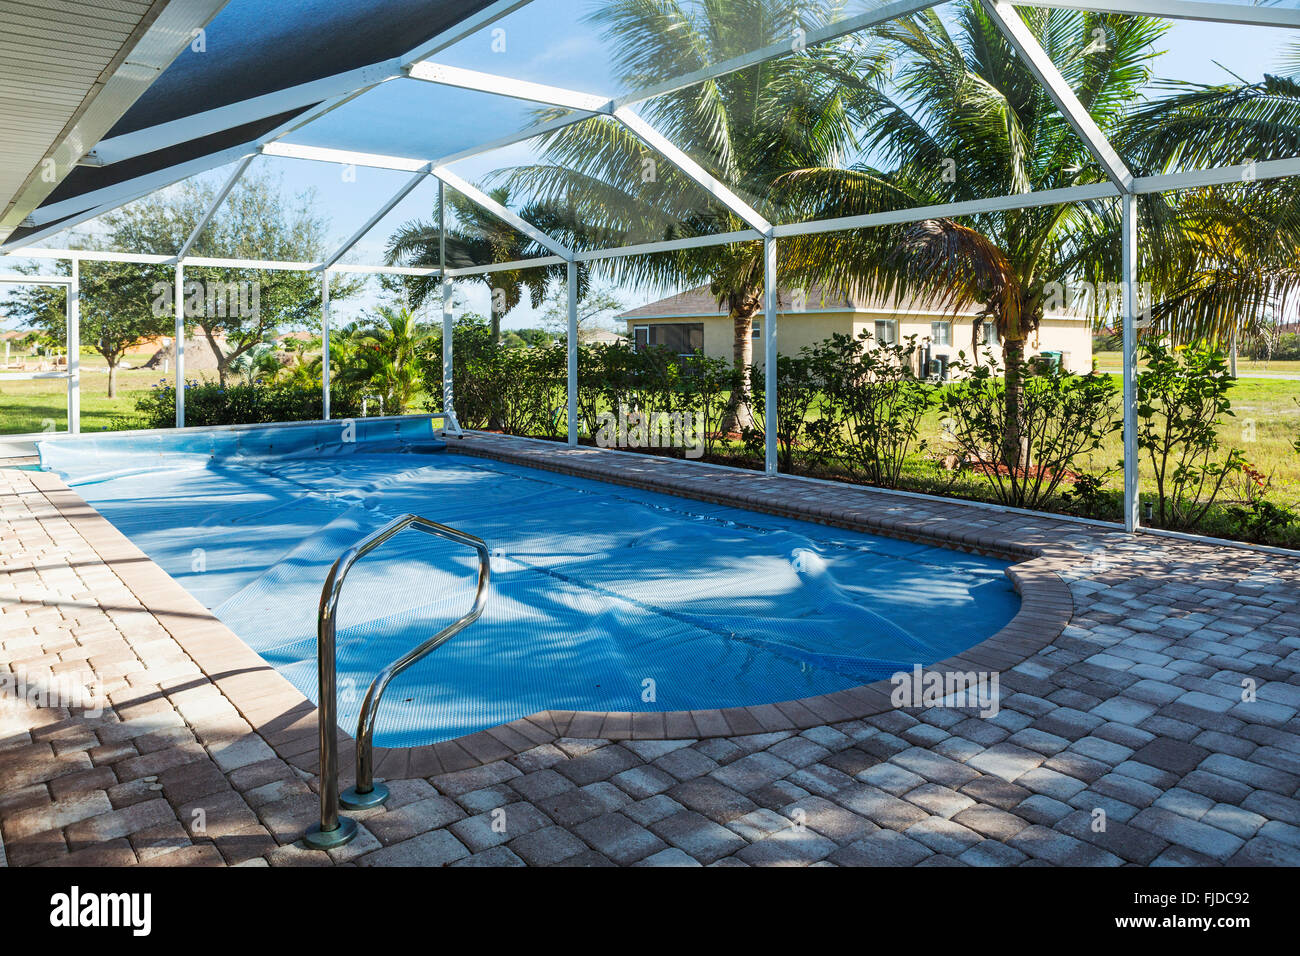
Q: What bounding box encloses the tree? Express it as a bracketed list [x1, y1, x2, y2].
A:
[776, 3, 1166, 467]
[3, 260, 171, 397]
[1118, 48, 1300, 348]
[102, 169, 361, 386]
[502, 0, 886, 428]
[538, 279, 625, 342]
[334, 306, 430, 415]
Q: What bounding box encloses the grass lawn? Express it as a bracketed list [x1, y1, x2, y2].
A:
[1, 349, 170, 434]
[1095, 350, 1300, 375]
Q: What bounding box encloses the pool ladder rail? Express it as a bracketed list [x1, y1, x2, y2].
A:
[304, 513, 491, 850]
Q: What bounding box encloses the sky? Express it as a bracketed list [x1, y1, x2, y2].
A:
[8, 0, 1299, 333]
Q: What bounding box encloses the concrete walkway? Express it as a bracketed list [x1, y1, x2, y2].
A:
[1, 434, 1298, 866]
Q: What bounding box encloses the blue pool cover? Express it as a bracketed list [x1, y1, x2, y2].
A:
[40, 418, 1020, 748]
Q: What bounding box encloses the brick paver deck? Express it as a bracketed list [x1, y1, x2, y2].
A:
[2, 432, 1298, 867]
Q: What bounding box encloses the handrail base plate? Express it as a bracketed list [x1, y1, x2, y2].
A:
[341, 782, 390, 810]
[303, 817, 358, 850]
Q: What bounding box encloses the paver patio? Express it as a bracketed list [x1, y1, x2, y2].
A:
[1, 432, 1298, 866]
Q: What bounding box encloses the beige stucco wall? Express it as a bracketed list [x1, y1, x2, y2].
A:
[626, 309, 1092, 372]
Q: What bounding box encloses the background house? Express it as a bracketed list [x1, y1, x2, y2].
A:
[620, 284, 1093, 375]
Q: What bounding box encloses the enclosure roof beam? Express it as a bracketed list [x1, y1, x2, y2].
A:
[260, 142, 428, 172]
[431, 164, 574, 260]
[1132, 156, 1300, 193]
[406, 62, 610, 113]
[444, 254, 567, 277]
[572, 229, 764, 263]
[15, 143, 261, 235]
[174, 154, 256, 263]
[1011, 0, 1300, 28]
[982, 0, 1134, 193]
[316, 167, 433, 272]
[613, 106, 772, 235]
[773, 182, 1122, 237]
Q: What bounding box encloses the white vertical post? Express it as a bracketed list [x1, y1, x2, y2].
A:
[1121, 192, 1139, 533]
[67, 257, 80, 434]
[763, 235, 778, 475]
[440, 181, 453, 415]
[567, 259, 578, 446]
[321, 270, 331, 420]
[1230, 328, 1238, 378]
[174, 262, 185, 428]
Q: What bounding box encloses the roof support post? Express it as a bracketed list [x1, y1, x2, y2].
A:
[67, 257, 80, 435]
[440, 180, 454, 417]
[763, 235, 778, 475]
[567, 258, 578, 447]
[322, 270, 332, 420]
[1121, 191, 1140, 533]
[174, 262, 185, 429]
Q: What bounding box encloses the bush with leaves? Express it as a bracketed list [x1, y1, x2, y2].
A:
[810, 332, 936, 488]
[676, 353, 743, 458]
[939, 352, 1120, 509]
[1137, 341, 1245, 529]
[420, 316, 503, 429]
[129, 378, 360, 429]
[743, 352, 826, 472]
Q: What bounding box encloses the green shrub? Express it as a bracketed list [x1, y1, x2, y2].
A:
[939, 353, 1120, 509]
[1137, 341, 1245, 530]
[130, 378, 360, 429]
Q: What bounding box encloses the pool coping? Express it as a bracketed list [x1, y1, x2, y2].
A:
[23, 437, 1075, 785]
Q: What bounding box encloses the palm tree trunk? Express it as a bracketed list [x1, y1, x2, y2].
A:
[720, 308, 756, 433]
[1001, 337, 1026, 471]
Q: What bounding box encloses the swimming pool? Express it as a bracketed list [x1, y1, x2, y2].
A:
[39, 418, 1020, 748]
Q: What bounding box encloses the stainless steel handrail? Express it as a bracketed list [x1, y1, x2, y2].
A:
[303, 513, 490, 850]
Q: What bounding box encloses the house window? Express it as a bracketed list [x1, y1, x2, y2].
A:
[873, 320, 898, 345]
[975, 321, 999, 346]
[931, 321, 951, 346]
[635, 322, 704, 356]
[752, 320, 761, 341]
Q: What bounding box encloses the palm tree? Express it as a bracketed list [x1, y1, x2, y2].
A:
[501, 0, 887, 428]
[775, 3, 1166, 466]
[336, 306, 430, 414]
[384, 187, 574, 343]
[1118, 51, 1300, 347]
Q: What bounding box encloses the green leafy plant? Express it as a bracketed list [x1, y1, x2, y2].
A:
[809, 332, 936, 488]
[1137, 341, 1245, 529]
[939, 352, 1120, 509]
[743, 352, 825, 472]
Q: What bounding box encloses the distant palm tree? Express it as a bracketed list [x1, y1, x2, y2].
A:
[777, 3, 1166, 466]
[502, 0, 886, 428]
[384, 187, 574, 343]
